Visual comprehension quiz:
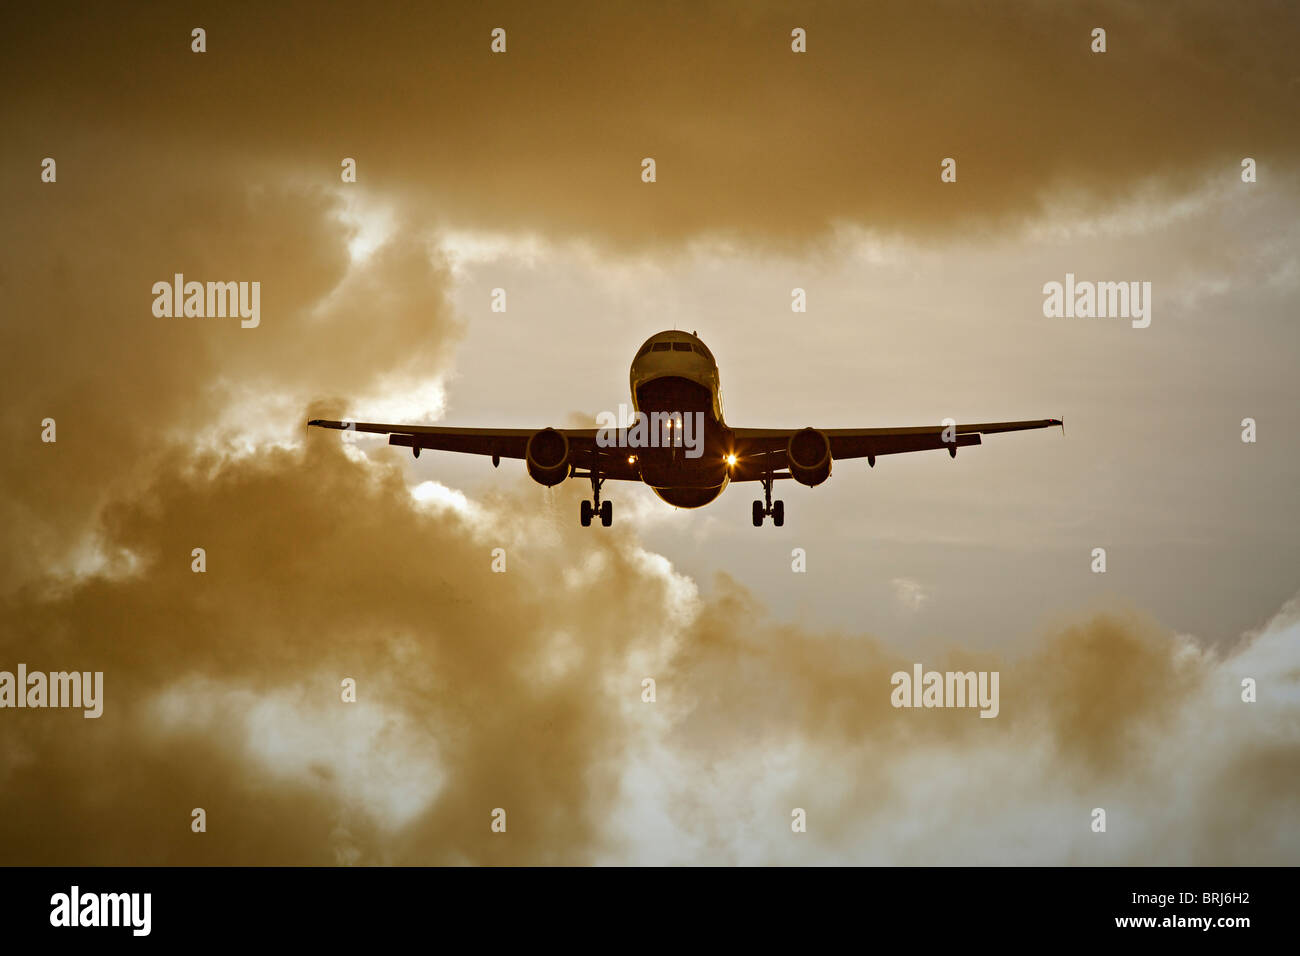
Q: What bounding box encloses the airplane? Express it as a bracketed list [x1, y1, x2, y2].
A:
[308, 330, 1061, 527]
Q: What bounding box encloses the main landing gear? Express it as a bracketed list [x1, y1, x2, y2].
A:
[752, 473, 784, 527]
[580, 471, 612, 527]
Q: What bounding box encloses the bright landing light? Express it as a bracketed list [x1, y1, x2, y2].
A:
[725, 453, 738, 466]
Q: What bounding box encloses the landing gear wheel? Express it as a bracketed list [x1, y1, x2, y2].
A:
[752, 500, 764, 527]
[580, 500, 593, 527]
[772, 500, 785, 527]
[600, 500, 612, 527]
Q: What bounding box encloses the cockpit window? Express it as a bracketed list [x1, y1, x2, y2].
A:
[651, 342, 671, 352]
[637, 343, 654, 357]
[672, 342, 692, 351]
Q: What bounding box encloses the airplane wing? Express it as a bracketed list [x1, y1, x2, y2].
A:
[308, 416, 1061, 483]
[306, 419, 644, 480]
[728, 418, 1061, 480]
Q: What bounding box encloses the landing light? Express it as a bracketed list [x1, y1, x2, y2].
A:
[627, 455, 636, 465]
[725, 453, 738, 466]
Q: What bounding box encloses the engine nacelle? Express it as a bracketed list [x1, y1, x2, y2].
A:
[525, 428, 570, 486]
[787, 427, 832, 487]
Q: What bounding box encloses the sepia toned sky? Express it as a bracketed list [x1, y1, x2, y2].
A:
[1, 1, 1297, 864]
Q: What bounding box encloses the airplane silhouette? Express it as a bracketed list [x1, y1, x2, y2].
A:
[309, 330, 1061, 526]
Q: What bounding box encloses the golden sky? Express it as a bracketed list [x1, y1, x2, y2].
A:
[1, 1, 1297, 864]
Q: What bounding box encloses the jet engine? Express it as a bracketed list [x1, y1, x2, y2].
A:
[525, 428, 570, 486]
[786, 427, 832, 487]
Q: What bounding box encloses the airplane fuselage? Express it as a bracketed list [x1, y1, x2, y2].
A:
[628, 331, 731, 507]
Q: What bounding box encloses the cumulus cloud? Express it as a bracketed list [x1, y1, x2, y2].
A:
[0, 159, 459, 590]
[624, 586, 1300, 864]
[2, 436, 1296, 863]
[0, 440, 680, 864]
[5, 1, 1298, 249]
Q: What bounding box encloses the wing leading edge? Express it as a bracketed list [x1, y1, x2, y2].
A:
[307, 419, 595, 459]
[728, 418, 1062, 478]
[306, 419, 645, 480]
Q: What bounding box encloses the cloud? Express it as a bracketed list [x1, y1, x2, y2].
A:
[891, 576, 928, 612]
[5, 1, 1298, 250]
[0, 440, 683, 864]
[1, 430, 1296, 863]
[633, 584, 1300, 864]
[0, 159, 459, 590]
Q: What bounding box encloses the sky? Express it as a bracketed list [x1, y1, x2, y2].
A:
[1, 1, 1297, 864]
